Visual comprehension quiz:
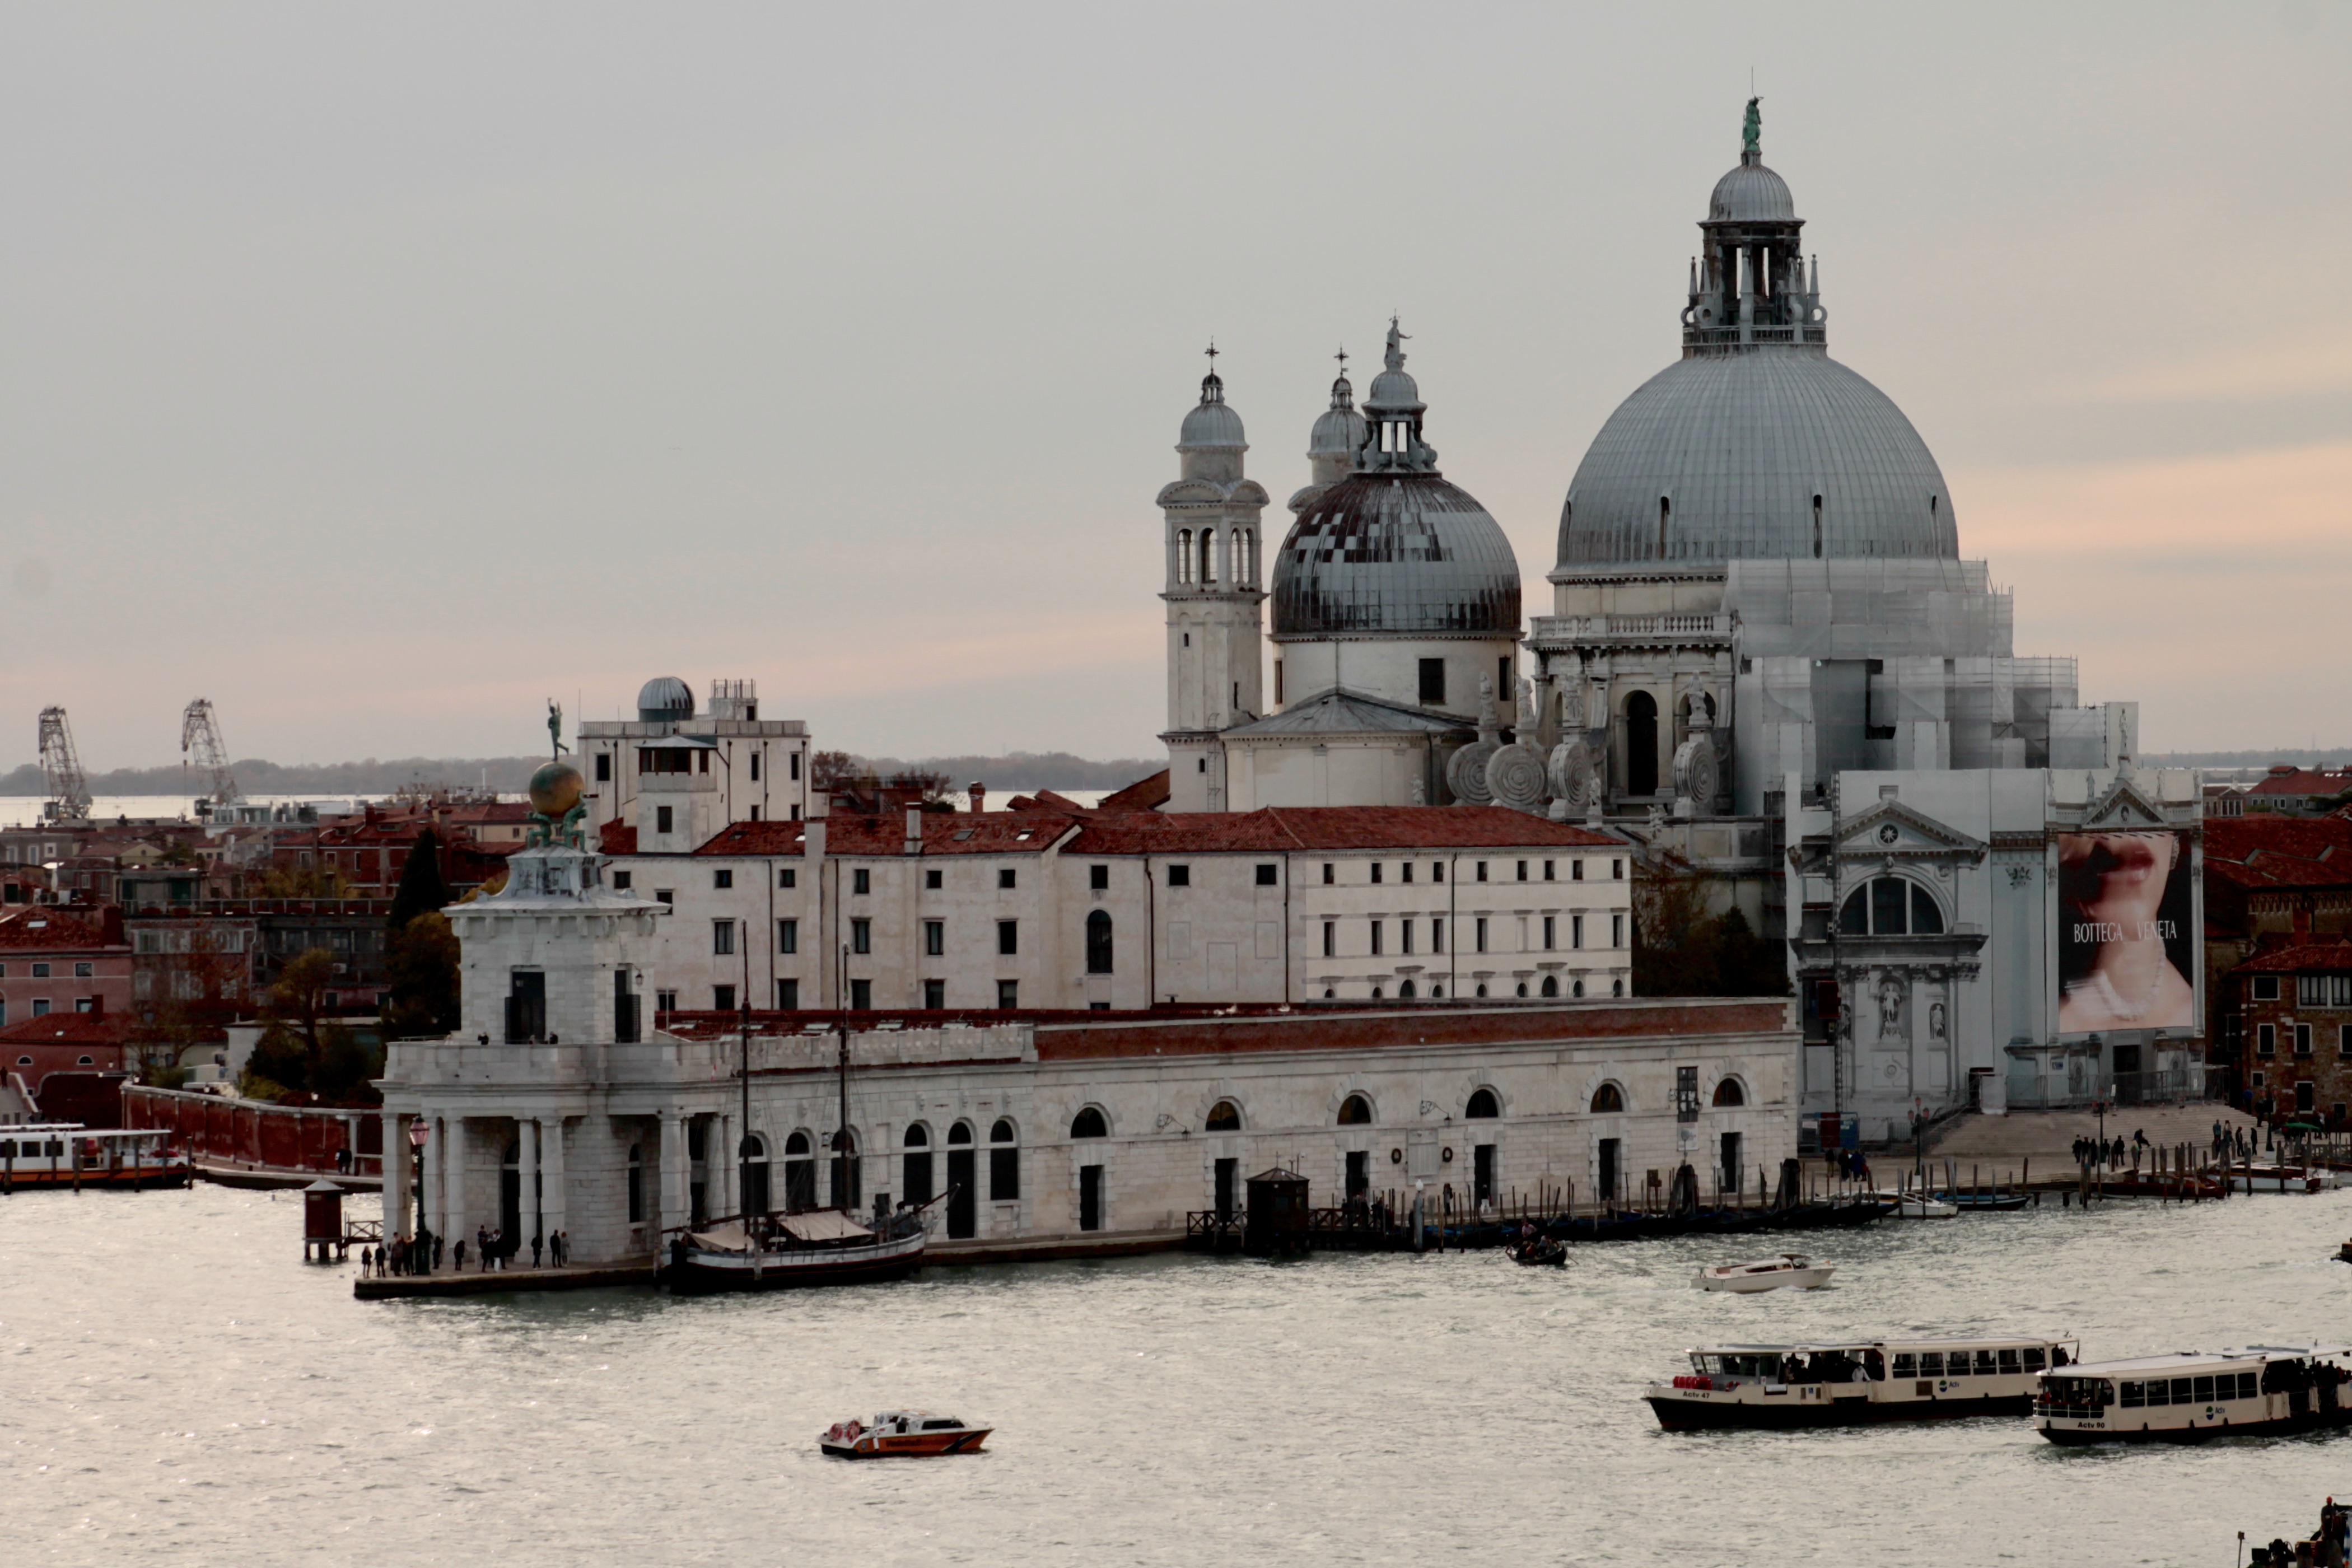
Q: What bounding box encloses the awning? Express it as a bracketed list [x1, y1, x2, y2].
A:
[781, 1210, 872, 1243]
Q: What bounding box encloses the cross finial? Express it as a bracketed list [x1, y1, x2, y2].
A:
[1334, 346, 1348, 375]
[1204, 339, 1219, 367]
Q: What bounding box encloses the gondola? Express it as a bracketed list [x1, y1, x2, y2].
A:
[1508, 1235, 1568, 1267]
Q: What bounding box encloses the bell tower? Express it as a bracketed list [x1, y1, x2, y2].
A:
[1154, 347, 1269, 813]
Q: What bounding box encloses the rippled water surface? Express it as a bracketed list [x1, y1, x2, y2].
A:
[9, 1183, 2352, 1565]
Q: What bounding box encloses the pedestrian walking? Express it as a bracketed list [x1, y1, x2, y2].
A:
[477, 1225, 490, 1270]
[452, 1238, 467, 1272]
[360, 1245, 372, 1273]
[531, 1233, 544, 1269]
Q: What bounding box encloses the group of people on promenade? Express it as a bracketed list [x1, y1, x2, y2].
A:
[355, 1225, 573, 1276]
[2073, 1132, 2144, 1169]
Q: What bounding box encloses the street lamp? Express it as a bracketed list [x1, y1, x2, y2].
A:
[408, 1118, 430, 1271]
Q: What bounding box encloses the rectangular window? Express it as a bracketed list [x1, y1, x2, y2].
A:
[656, 989, 677, 1012]
[1255, 864, 1277, 886]
[1370, 863, 1383, 885]
[778, 918, 798, 954]
[1432, 862, 1444, 883]
[849, 978, 872, 1010]
[73, 962, 92, 978]
[2341, 1023, 2351, 1058]
[779, 868, 796, 889]
[1572, 858, 1585, 881]
[1370, 921, 1384, 956]
[613, 870, 632, 891]
[1543, 916, 1556, 950]
[991, 1138, 1020, 1200]
[504, 970, 546, 1044]
[1275, 660, 1284, 705]
[1676, 1064, 1699, 1123]
[1476, 861, 1488, 883]
[1168, 864, 1191, 887]
[776, 978, 799, 1009]
[713, 984, 735, 1012]
[1091, 864, 1110, 890]
[614, 969, 641, 1042]
[1402, 922, 1415, 956]
[1476, 916, 1488, 954]
[713, 921, 735, 956]
[1572, 914, 1585, 949]
[851, 918, 871, 955]
[923, 978, 945, 1009]
[595, 753, 612, 782]
[1516, 860, 1528, 882]
[74, 997, 94, 1013]
[1611, 914, 1625, 948]
[1322, 863, 1335, 885]
[1418, 657, 1446, 704]
[656, 806, 673, 834]
[925, 920, 944, 957]
[713, 868, 733, 890]
[790, 752, 801, 781]
[2295, 1023, 2314, 1057]
[2253, 976, 2280, 1001]
[996, 979, 1018, 1009]
[997, 920, 1018, 956]
[32, 998, 49, 1018]
[926, 868, 942, 890]
[1322, 921, 1336, 958]
[998, 869, 1016, 890]
[1543, 860, 1555, 881]
[1431, 919, 1444, 954]
[1612, 859, 1625, 880]
[852, 868, 871, 895]
[1401, 862, 1415, 884]
[2258, 1023, 2276, 1056]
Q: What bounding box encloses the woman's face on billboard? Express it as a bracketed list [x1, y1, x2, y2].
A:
[2058, 831, 2177, 923]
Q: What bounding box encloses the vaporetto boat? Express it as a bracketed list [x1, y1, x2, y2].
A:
[1646, 1336, 2079, 1430]
[2035, 1346, 2352, 1444]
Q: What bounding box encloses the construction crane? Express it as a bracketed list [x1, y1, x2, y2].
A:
[36, 706, 91, 822]
[181, 697, 241, 809]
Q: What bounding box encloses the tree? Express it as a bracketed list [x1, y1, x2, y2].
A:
[259, 864, 352, 898]
[384, 911, 460, 1037]
[386, 827, 451, 931]
[129, 924, 251, 1085]
[1631, 852, 1789, 999]
[809, 750, 862, 790]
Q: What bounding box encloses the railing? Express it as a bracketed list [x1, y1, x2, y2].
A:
[1533, 613, 1732, 641]
[2003, 1066, 2205, 1112]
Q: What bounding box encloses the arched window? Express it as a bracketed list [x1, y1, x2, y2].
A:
[1336, 1093, 1372, 1125]
[783, 1130, 815, 1209]
[1712, 1079, 1746, 1108]
[1466, 1089, 1500, 1119]
[1572, 979, 1585, 998]
[984, 1118, 1017, 1200]
[1070, 1107, 1108, 1139]
[1812, 493, 1823, 558]
[1398, 979, 1416, 999]
[1611, 978, 1625, 996]
[1431, 984, 1444, 998]
[1198, 528, 1217, 585]
[1177, 530, 1193, 584]
[1838, 877, 1945, 936]
[1475, 983, 1488, 997]
[1205, 1100, 1240, 1131]
[901, 1122, 934, 1207]
[1590, 1082, 1625, 1113]
[740, 1131, 771, 1216]
[1540, 976, 1559, 997]
[1085, 910, 1113, 974]
[1515, 982, 1529, 998]
[1625, 690, 1659, 796]
[1370, 985, 1383, 999]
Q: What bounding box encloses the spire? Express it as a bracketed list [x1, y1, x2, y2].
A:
[1199, 339, 1224, 405]
[1329, 347, 1354, 409]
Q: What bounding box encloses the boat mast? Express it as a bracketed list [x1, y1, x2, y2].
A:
[836, 940, 851, 1215]
[738, 939, 752, 1220]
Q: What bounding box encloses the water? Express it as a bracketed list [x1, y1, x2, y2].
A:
[8, 1185, 2352, 1566]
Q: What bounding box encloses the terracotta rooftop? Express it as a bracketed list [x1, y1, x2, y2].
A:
[2247, 767, 2352, 799]
[0, 909, 119, 950]
[2204, 815, 2352, 893]
[0, 1010, 135, 1046]
[2236, 939, 2352, 975]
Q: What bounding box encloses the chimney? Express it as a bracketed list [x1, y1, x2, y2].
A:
[904, 806, 924, 856]
[968, 782, 986, 814]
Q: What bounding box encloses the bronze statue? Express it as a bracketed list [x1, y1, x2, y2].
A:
[1743, 96, 1762, 156]
[547, 699, 568, 758]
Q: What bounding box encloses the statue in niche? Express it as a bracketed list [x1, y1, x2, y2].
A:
[1875, 974, 1906, 1040]
[1929, 1001, 1947, 1040]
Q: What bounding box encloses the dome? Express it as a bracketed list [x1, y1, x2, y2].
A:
[528, 759, 585, 818]
[636, 676, 694, 722]
[1309, 371, 1366, 460]
[1554, 351, 1958, 572]
[1273, 473, 1522, 638]
[1708, 157, 1795, 222]
[1178, 368, 1245, 450]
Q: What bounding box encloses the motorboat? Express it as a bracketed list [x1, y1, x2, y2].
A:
[2036, 1346, 2352, 1444]
[660, 1203, 931, 1294]
[1875, 1191, 1958, 1219]
[1695, 1254, 1835, 1292]
[820, 1411, 991, 1458]
[1646, 1336, 2079, 1430]
[2228, 1165, 2330, 1194]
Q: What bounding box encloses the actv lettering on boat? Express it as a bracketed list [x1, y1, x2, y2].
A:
[2034, 1346, 2352, 1445]
[1645, 1337, 2079, 1431]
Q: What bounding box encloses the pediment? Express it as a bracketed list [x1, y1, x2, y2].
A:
[2081, 775, 2168, 830]
[1835, 799, 1985, 861]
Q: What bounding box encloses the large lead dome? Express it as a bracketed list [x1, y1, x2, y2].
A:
[1554, 112, 1958, 575]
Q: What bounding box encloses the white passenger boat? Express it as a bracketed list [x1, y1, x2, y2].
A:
[2036, 1346, 2352, 1444]
[2228, 1165, 2330, 1194]
[1648, 1336, 2078, 1430]
[1695, 1254, 1835, 1292]
[0, 1124, 191, 1190]
[1875, 1191, 1958, 1219]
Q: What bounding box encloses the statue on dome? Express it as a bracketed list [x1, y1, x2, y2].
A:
[1742, 96, 1761, 156]
[547, 698, 569, 758]
[1384, 316, 1409, 371]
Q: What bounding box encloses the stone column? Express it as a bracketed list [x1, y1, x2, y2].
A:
[520, 1115, 543, 1258]
[539, 1116, 567, 1258]
[424, 1113, 447, 1259]
[438, 1117, 464, 1257]
[659, 1109, 688, 1235]
[383, 1110, 409, 1238]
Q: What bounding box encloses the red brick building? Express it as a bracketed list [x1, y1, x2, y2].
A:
[0, 1009, 131, 1102]
[0, 906, 133, 1032]
[2235, 938, 2352, 1125]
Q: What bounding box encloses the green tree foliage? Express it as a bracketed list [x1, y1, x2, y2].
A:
[384, 911, 461, 1037]
[240, 946, 383, 1104]
[1632, 853, 1790, 998]
[386, 828, 451, 932]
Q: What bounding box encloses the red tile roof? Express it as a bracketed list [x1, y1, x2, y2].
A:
[2248, 767, 2352, 799]
[0, 909, 119, 951]
[2204, 815, 2352, 893]
[673, 805, 1620, 859]
[598, 820, 637, 856]
[1097, 770, 1172, 812]
[0, 1010, 136, 1046]
[2236, 940, 2352, 975]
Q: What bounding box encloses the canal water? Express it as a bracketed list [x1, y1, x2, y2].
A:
[8, 1183, 2352, 1566]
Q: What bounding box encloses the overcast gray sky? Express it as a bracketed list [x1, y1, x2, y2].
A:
[4, 2, 2346, 771]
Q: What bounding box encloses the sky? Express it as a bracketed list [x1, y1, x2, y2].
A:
[3, 3, 2347, 772]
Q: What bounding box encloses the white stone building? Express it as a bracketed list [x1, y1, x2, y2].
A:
[578, 676, 811, 850]
[377, 830, 1792, 1264]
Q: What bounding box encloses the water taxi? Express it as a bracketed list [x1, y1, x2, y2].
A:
[820, 1411, 991, 1458]
[2035, 1346, 2352, 1444]
[1648, 1336, 2078, 1430]
[0, 1124, 190, 1190]
[1695, 1254, 1835, 1292]
[2229, 1165, 2331, 1194]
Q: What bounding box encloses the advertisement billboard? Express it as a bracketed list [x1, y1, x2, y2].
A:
[2055, 829, 2197, 1036]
